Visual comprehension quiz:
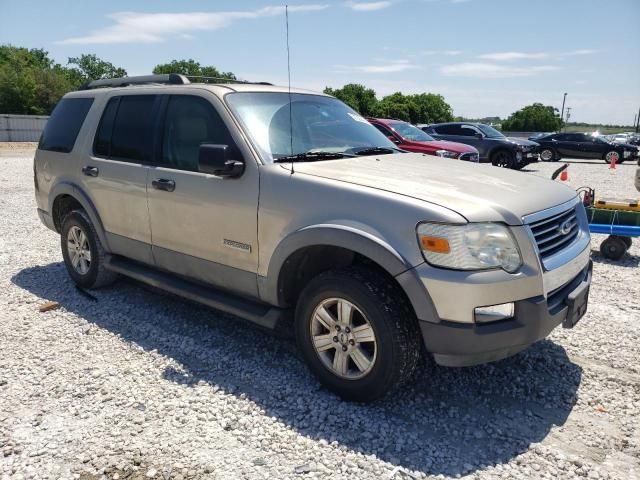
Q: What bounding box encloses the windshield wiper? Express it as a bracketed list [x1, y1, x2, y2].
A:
[273, 151, 354, 163]
[352, 146, 402, 156]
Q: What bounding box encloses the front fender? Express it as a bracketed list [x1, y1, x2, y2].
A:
[260, 224, 417, 306]
[48, 181, 111, 251]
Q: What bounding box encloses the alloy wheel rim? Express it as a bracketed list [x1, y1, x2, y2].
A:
[541, 149, 553, 161]
[606, 151, 619, 163]
[67, 226, 91, 275]
[310, 298, 377, 380]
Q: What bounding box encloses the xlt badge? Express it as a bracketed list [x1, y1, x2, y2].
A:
[223, 239, 252, 253]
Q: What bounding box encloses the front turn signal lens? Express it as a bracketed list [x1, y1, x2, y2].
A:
[421, 235, 450, 254]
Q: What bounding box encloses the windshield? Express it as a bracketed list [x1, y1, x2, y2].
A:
[476, 124, 505, 138]
[225, 92, 397, 162]
[390, 122, 434, 142]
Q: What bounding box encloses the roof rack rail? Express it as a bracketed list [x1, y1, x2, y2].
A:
[79, 74, 190, 90]
[185, 75, 273, 86]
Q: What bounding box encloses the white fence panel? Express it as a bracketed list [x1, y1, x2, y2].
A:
[0, 114, 49, 142]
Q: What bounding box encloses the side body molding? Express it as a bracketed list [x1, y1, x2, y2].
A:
[260, 224, 416, 306]
[47, 182, 111, 252]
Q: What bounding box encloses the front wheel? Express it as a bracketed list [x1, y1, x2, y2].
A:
[295, 266, 421, 402]
[604, 151, 620, 164]
[491, 150, 515, 169]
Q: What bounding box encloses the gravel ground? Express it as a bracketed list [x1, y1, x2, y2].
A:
[1, 148, 639, 480]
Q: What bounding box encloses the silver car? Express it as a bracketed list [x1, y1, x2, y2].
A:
[34, 75, 592, 401]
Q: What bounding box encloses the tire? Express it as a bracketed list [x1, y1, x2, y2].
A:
[599, 235, 627, 261]
[295, 266, 421, 402]
[491, 150, 516, 169]
[604, 151, 621, 165]
[615, 235, 633, 249]
[540, 148, 555, 162]
[60, 209, 119, 289]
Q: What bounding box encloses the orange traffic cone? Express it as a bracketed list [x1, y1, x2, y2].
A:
[560, 169, 568, 181]
[609, 157, 617, 169]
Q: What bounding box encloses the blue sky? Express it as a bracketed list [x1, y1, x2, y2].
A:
[1, 0, 639, 124]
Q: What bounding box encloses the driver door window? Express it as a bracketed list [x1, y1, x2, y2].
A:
[460, 125, 479, 137]
[161, 95, 239, 171]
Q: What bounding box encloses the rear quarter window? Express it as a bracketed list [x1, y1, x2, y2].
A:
[38, 97, 94, 153]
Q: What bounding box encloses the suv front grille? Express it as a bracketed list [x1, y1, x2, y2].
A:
[529, 206, 579, 259]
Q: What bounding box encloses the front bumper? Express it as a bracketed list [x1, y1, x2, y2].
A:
[419, 260, 592, 367]
[37, 208, 57, 232]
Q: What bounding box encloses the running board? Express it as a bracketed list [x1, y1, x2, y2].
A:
[104, 256, 285, 329]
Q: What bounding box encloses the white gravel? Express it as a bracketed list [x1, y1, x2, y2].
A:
[1, 148, 639, 480]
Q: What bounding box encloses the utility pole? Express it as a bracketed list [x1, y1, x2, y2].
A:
[634, 114, 638, 133]
[560, 92, 568, 132]
[636, 106, 640, 133]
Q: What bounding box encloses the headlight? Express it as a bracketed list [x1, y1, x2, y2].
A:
[417, 222, 522, 273]
[435, 150, 459, 159]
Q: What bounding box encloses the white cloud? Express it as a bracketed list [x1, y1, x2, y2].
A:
[444, 50, 462, 56]
[345, 1, 392, 11]
[335, 59, 419, 73]
[57, 5, 329, 45]
[440, 62, 559, 78]
[478, 51, 549, 61]
[567, 49, 599, 55]
[478, 49, 599, 61]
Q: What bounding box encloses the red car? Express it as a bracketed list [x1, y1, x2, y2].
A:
[368, 117, 479, 162]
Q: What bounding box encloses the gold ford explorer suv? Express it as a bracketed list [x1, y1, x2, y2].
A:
[34, 74, 592, 402]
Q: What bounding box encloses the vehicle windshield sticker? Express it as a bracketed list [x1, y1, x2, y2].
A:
[347, 112, 369, 124]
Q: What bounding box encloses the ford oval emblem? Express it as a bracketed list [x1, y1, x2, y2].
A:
[558, 220, 573, 235]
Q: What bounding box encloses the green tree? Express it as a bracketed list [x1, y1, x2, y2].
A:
[373, 92, 412, 121]
[323, 83, 378, 116]
[0, 45, 127, 114]
[501, 103, 562, 132]
[152, 59, 237, 81]
[66, 54, 127, 83]
[409, 93, 454, 124]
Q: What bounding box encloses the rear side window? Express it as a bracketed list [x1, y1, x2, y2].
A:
[39, 97, 94, 153]
[111, 95, 157, 162]
[435, 124, 463, 135]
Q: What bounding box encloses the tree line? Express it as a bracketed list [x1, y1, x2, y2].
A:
[0, 44, 570, 132]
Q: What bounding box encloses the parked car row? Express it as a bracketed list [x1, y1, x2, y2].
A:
[367, 118, 480, 162]
[530, 132, 640, 164]
[420, 122, 540, 169]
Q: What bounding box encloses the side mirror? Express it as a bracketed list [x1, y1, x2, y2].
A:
[474, 132, 484, 139]
[198, 144, 244, 178]
[387, 135, 400, 144]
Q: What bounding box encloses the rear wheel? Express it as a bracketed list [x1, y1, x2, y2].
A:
[540, 148, 555, 162]
[599, 235, 627, 261]
[61, 210, 119, 289]
[295, 266, 421, 402]
[491, 150, 515, 169]
[604, 151, 620, 164]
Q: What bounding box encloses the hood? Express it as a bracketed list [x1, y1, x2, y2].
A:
[618, 142, 639, 151]
[291, 152, 577, 224]
[402, 139, 477, 153]
[506, 137, 540, 147]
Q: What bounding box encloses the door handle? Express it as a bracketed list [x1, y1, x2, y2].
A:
[82, 166, 99, 177]
[152, 178, 176, 192]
